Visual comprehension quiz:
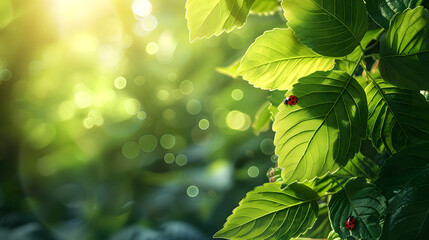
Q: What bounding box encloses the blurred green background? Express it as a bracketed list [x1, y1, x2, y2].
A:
[0, 0, 285, 239]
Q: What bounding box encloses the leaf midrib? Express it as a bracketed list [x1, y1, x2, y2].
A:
[342, 184, 382, 239]
[370, 80, 414, 151]
[288, 73, 355, 183]
[220, 196, 318, 235]
[380, 49, 429, 59]
[311, 0, 362, 47]
[239, 55, 330, 72]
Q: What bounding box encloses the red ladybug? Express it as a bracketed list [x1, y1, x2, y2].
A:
[345, 216, 356, 230]
[284, 95, 298, 106]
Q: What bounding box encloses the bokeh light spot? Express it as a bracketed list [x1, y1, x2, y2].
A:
[164, 153, 175, 164]
[163, 109, 176, 121]
[58, 101, 76, 120]
[140, 15, 158, 32]
[83, 117, 94, 129]
[186, 185, 199, 197]
[186, 99, 201, 115]
[198, 119, 210, 130]
[74, 91, 92, 109]
[139, 135, 157, 152]
[88, 110, 104, 127]
[124, 98, 141, 115]
[157, 89, 169, 101]
[146, 42, 158, 55]
[226, 110, 251, 131]
[271, 155, 278, 163]
[179, 80, 194, 95]
[160, 134, 175, 149]
[231, 89, 243, 101]
[168, 72, 177, 81]
[175, 154, 187, 166]
[114, 76, 127, 89]
[28, 60, 44, 75]
[248, 166, 260, 178]
[132, 0, 152, 19]
[260, 138, 275, 155]
[122, 142, 140, 159]
[0, 69, 12, 81]
[137, 111, 147, 120]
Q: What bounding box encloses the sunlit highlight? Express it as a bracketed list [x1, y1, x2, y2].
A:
[114, 76, 127, 89]
[146, 42, 159, 55]
[132, 0, 152, 19]
[226, 110, 251, 131]
[74, 91, 92, 109]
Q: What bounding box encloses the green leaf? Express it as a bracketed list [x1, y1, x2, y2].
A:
[238, 28, 335, 90]
[282, 0, 368, 57]
[214, 182, 319, 240]
[327, 230, 341, 240]
[335, 152, 380, 181]
[381, 184, 429, 240]
[253, 102, 271, 135]
[216, 58, 241, 79]
[251, 0, 280, 15]
[366, 0, 420, 29]
[273, 71, 368, 185]
[379, 7, 429, 90]
[328, 178, 387, 240]
[268, 90, 287, 106]
[185, 0, 255, 41]
[303, 175, 347, 197]
[336, 29, 384, 75]
[365, 78, 429, 154]
[376, 143, 429, 200]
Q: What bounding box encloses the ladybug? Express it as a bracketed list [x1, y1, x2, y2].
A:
[284, 95, 298, 106]
[345, 216, 356, 230]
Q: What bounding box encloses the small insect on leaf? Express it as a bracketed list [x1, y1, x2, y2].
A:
[283, 95, 298, 106]
[345, 216, 356, 230]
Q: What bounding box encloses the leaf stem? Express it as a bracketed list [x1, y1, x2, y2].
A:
[360, 61, 375, 83]
[363, 53, 380, 59]
[350, 53, 363, 77]
[364, 39, 380, 52]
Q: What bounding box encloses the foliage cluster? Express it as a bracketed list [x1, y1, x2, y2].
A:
[186, 0, 429, 239]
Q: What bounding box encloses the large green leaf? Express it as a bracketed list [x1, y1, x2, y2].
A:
[381, 184, 429, 240]
[238, 28, 335, 90]
[376, 143, 429, 199]
[379, 7, 429, 90]
[328, 178, 387, 240]
[185, 0, 255, 41]
[273, 71, 368, 185]
[366, 0, 420, 29]
[214, 182, 319, 240]
[365, 78, 429, 154]
[251, 0, 280, 15]
[282, 0, 368, 57]
[335, 152, 379, 181]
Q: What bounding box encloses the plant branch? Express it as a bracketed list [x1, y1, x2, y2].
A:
[363, 53, 380, 59]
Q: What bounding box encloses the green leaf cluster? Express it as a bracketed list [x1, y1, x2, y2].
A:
[186, 0, 429, 239]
